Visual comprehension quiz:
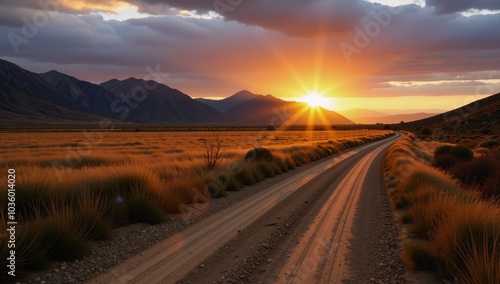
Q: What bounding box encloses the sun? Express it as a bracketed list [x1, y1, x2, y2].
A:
[302, 91, 327, 108]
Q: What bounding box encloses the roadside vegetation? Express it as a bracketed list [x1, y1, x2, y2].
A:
[0, 130, 392, 280]
[384, 133, 500, 284]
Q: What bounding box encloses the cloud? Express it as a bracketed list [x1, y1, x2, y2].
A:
[425, 0, 500, 14]
[0, 0, 499, 99]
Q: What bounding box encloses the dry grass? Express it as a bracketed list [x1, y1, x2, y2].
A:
[385, 133, 500, 283]
[0, 130, 392, 278]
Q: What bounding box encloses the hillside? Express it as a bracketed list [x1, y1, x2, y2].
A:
[337, 109, 389, 120]
[100, 78, 221, 123]
[0, 60, 112, 125]
[353, 112, 438, 124]
[222, 95, 353, 125]
[399, 93, 500, 141]
[40, 70, 123, 119]
[195, 90, 258, 113]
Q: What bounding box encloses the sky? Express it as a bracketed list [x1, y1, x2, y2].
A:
[1, 0, 500, 112]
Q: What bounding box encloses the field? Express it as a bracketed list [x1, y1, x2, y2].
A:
[0, 129, 392, 279]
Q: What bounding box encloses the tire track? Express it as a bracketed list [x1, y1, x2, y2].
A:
[277, 137, 398, 284]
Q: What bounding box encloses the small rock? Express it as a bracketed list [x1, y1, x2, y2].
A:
[267, 258, 272, 262]
[200, 264, 206, 268]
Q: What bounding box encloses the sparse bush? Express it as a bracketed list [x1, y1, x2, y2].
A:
[245, 147, 274, 162]
[201, 133, 224, 171]
[450, 145, 473, 161]
[478, 139, 499, 149]
[449, 156, 496, 186]
[432, 153, 457, 170]
[434, 145, 453, 157]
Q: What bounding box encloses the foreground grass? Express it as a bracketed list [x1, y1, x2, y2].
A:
[385, 134, 500, 284]
[0, 130, 392, 281]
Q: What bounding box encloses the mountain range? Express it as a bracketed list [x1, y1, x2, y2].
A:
[0, 59, 353, 126]
[1, 58, 497, 128]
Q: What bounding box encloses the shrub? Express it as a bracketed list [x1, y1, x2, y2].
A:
[478, 139, 499, 149]
[450, 145, 473, 161]
[403, 240, 439, 271]
[126, 190, 166, 224]
[479, 173, 500, 201]
[245, 147, 274, 162]
[432, 154, 457, 170]
[421, 128, 432, 135]
[236, 162, 257, 186]
[405, 195, 458, 239]
[41, 208, 91, 260]
[13, 219, 51, 273]
[257, 161, 276, 178]
[204, 179, 228, 198]
[434, 145, 453, 157]
[431, 202, 500, 280]
[449, 156, 496, 186]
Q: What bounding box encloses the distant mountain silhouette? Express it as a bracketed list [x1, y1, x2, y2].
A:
[222, 94, 354, 125]
[337, 109, 389, 120]
[195, 90, 258, 112]
[6, 58, 475, 127]
[100, 77, 221, 123]
[353, 112, 439, 124]
[0, 59, 108, 124]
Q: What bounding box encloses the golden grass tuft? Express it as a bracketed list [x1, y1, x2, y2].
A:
[385, 133, 500, 283]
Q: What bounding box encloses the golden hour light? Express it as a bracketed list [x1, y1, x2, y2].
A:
[301, 91, 328, 108]
[0, 0, 499, 282]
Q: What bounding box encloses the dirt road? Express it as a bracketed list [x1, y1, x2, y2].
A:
[91, 133, 405, 284]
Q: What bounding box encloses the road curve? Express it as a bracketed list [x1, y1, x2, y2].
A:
[277, 134, 401, 284]
[90, 133, 402, 284]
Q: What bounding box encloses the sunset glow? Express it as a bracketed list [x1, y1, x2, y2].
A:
[0, 0, 498, 113]
[301, 92, 328, 108]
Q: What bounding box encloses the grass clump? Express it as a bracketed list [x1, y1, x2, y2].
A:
[40, 207, 91, 261]
[245, 147, 274, 162]
[385, 134, 500, 283]
[403, 239, 439, 271]
[126, 190, 166, 224]
[449, 145, 473, 161]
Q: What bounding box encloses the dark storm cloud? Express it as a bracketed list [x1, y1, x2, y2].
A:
[134, 0, 372, 36]
[0, 0, 499, 98]
[426, 0, 500, 14]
